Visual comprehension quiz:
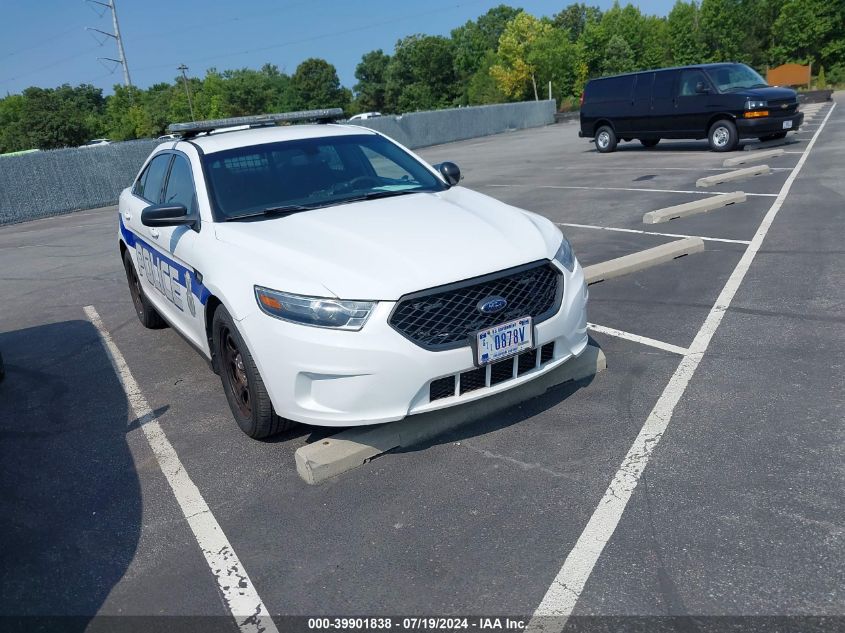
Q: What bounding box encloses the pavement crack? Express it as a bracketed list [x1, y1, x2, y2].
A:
[457, 441, 579, 481]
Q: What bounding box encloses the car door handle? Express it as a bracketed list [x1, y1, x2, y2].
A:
[150, 228, 160, 239]
[123, 211, 131, 221]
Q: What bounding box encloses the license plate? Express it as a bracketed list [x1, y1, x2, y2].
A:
[783, 120, 792, 129]
[475, 317, 533, 366]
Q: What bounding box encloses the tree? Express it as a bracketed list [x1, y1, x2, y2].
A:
[490, 12, 553, 100]
[527, 29, 583, 101]
[354, 50, 391, 112]
[552, 3, 602, 41]
[667, 1, 708, 65]
[466, 51, 508, 105]
[452, 5, 522, 77]
[0, 94, 28, 153]
[385, 35, 458, 112]
[602, 35, 636, 75]
[15, 84, 105, 149]
[290, 58, 350, 111]
[770, 0, 845, 69]
[700, 0, 748, 62]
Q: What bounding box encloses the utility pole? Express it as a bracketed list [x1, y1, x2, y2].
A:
[178, 64, 195, 120]
[86, 0, 132, 87]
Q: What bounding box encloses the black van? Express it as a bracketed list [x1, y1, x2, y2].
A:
[579, 63, 803, 153]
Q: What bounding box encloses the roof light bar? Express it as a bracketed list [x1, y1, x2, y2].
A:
[166, 108, 345, 136]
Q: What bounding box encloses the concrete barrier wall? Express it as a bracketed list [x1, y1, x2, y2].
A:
[0, 100, 556, 226]
[0, 139, 160, 225]
[347, 100, 557, 149]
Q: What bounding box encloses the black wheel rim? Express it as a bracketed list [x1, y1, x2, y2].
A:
[125, 259, 145, 318]
[221, 326, 251, 418]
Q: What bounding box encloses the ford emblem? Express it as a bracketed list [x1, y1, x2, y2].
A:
[477, 295, 508, 314]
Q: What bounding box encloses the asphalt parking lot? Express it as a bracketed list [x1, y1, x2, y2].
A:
[1, 95, 843, 632]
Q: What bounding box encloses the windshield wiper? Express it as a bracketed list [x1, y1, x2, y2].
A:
[336, 189, 423, 205]
[225, 204, 314, 221]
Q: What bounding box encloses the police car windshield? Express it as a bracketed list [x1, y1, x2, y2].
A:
[706, 64, 769, 93]
[203, 134, 447, 221]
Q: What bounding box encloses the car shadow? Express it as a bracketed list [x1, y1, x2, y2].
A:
[0, 320, 141, 632]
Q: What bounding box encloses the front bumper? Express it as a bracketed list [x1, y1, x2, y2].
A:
[736, 111, 803, 137]
[238, 261, 590, 427]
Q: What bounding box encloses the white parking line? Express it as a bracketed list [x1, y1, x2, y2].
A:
[486, 184, 778, 197]
[83, 306, 279, 633]
[587, 323, 689, 356]
[556, 222, 751, 245]
[527, 102, 837, 631]
[555, 166, 793, 172]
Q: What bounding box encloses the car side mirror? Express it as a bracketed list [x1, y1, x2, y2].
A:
[141, 203, 196, 228]
[695, 81, 711, 94]
[435, 162, 461, 186]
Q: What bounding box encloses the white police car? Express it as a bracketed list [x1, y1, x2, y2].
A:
[119, 109, 589, 438]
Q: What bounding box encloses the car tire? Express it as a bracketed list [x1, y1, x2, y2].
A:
[123, 250, 167, 329]
[212, 304, 295, 439]
[640, 138, 660, 148]
[708, 119, 738, 152]
[594, 125, 617, 153]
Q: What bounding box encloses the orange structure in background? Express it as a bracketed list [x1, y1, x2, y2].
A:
[767, 63, 812, 87]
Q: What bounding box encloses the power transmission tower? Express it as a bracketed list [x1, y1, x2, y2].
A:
[178, 64, 195, 120]
[86, 0, 132, 87]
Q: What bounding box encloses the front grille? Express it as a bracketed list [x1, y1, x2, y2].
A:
[389, 261, 562, 351]
[769, 99, 798, 115]
[429, 376, 456, 401]
[428, 342, 558, 403]
[490, 358, 515, 385]
[459, 368, 486, 395]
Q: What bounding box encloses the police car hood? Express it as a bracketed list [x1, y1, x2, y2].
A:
[213, 187, 560, 301]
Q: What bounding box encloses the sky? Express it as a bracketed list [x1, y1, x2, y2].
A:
[0, 0, 676, 97]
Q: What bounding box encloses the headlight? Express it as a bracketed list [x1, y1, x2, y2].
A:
[255, 286, 374, 330]
[553, 236, 575, 272]
[745, 99, 767, 110]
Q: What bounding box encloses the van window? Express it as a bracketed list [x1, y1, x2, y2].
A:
[677, 70, 708, 96]
[587, 76, 634, 102]
[653, 71, 676, 100]
[633, 73, 654, 100]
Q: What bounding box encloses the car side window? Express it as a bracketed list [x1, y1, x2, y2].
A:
[633, 73, 653, 100]
[677, 70, 708, 96]
[163, 155, 197, 212]
[652, 71, 676, 100]
[135, 154, 172, 203]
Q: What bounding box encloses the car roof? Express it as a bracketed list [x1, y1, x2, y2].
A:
[588, 62, 745, 83]
[178, 123, 377, 155]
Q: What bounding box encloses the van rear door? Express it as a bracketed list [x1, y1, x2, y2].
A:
[586, 75, 635, 136]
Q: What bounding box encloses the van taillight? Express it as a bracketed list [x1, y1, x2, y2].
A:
[580, 92, 585, 107]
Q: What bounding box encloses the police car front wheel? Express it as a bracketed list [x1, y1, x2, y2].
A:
[212, 305, 295, 439]
[123, 250, 166, 329]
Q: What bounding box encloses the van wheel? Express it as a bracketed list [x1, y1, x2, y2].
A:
[123, 250, 166, 329]
[595, 126, 617, 153]
[708, 119, 738, 152]
[212, 304, 295, 439]
[640, 138, 660, 148]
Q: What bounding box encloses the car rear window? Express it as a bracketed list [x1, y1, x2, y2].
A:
[586, 76, 634, 102]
